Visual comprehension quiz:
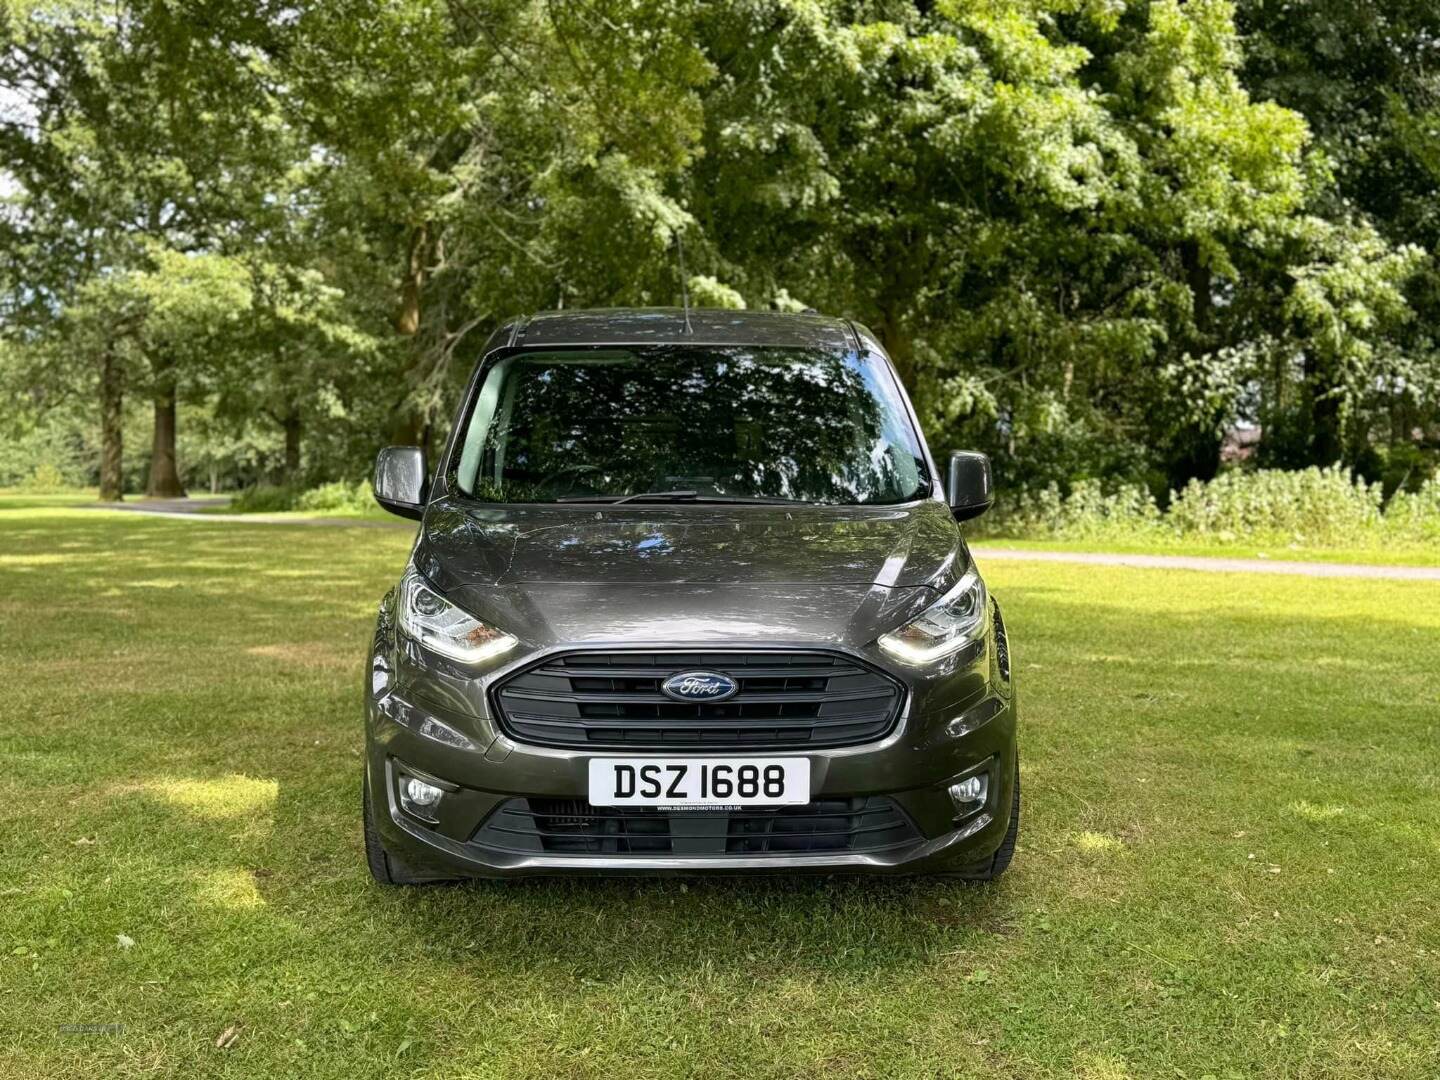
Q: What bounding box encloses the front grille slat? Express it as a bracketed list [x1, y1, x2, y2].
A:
[493, 649, 903, 751]
[536, 664, 845, 680]
[470, 797, 922, 857]
[501, 712, 891, 731]
[500, 687, 889, 706]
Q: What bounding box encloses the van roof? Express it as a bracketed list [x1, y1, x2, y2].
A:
[496, 307, 861, 352]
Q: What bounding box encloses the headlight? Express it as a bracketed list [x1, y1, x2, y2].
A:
[877, 569, 988, 665]
[397, 566, 517, 664]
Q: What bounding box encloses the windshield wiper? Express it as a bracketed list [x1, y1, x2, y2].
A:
[556, 490, 698, 504]
[690, 495, 814, 505]
[555, 491, 814, 506]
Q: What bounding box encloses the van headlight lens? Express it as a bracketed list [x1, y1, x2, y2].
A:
[397, 566, 517, 664]
[877, 570, 988, 665]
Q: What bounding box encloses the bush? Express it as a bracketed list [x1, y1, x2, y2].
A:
[21, 462, 72, 493]
[982, 479, 1162, 540]
[979, 466, 1440, 548]
[1383, 478, 1440, 543]
[229, 484, 300, 513]
[1166, 466, 1382, 544]
[295, 479, 373, 513]
[229, 479, 373, 515]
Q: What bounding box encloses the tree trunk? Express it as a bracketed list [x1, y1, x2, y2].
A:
[282, 414, 302, 480]
[1304, 353, 1345, 467]
[1184, 242, 1213, 335]
[874, 313, 916, 393]
[1162, 242, 1223, 489]
[386, 402, 426, 449]
[393, 223, 429, 336]
[146, 359, 185, 497]
[99, 345, 124, 502]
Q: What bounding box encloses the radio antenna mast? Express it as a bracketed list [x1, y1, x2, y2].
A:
[677, 232, 693, 335]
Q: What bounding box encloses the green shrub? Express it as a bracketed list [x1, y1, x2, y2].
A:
[21, 463, 71, 493]
[295, 479, 373, 513]
[983, 479, 1162, 540]
[1166, 466, 1382, 543]
[979, 466, 1440, 548]
[229, 479, 373, 514]
[1382, 478, 1440, 543]
[229, 484, 301, 513]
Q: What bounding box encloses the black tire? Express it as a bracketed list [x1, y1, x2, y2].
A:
[938, 756, 1020, 882]
[363, 775, 448, 886]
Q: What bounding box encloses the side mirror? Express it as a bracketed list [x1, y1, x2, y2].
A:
[946, 450, 993, 522]
[374, 446, 427, 520]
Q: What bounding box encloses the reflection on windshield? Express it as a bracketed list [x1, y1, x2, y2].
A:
[455, 346, 928, 505]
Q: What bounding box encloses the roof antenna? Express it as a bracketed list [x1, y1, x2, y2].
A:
[676, 231, 693, 335]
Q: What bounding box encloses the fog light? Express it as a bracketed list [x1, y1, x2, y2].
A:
[400, 776, 444, 821]
[947, 774, 988, 811]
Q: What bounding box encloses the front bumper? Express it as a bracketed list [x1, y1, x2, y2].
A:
[371, 748, 1015, 877]
[364, 605, 1018, 878]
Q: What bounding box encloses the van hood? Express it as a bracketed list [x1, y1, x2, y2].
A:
[415, 497, 965, 590]
[412, 498, 965, 650]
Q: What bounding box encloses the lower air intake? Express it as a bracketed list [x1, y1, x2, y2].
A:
[471, 797, 922, 857]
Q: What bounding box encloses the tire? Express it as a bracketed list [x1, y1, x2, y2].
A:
[938, 756, 1020, 882]
[363, 774, 450, 886]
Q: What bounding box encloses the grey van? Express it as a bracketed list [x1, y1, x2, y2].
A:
[363, 308, 1018, 882]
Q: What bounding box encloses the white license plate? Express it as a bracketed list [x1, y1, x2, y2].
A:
[587, 757, 811, 807]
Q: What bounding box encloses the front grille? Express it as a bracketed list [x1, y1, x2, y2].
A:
[492, 650, 903, 750]
[471, 797, 921, 857]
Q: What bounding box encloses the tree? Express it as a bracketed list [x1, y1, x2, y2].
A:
[212, 258, 380, 484]
[1, 0, 293, 495]
[1237, 0, 1440, 480]
[3, 0, 1433, 501]
[672, 0, 1329, 491]
[46, 248, 249, 499]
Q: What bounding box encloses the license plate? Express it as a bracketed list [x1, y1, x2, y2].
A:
[587, 757, 811, 807]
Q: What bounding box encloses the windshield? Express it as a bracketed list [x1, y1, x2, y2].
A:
[453, 345, 929, 505]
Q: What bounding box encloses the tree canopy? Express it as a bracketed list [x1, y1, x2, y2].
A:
[1, 0, 1435, 499]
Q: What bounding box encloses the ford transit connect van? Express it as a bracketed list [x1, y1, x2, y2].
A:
[363, 308, 1018, 881]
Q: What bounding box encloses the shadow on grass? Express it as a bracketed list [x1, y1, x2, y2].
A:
[69, 773, 1017, 996]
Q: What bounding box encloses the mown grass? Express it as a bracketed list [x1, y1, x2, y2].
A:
[972, 534, 1440, 568]
[0, 490, 100, 510]
[1, 508, 1437, 1079]
[196, 503, 395, 521]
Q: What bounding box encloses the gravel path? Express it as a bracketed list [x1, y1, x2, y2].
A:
[78, 501, 1437, 579]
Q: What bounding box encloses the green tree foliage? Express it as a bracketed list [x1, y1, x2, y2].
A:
[683, 0, 1324, 491]
[2, 0, 316, 493]
[51, 248, 251, 497]
[1237, 0, 1440, 486]
[1, 0, 1434, 500]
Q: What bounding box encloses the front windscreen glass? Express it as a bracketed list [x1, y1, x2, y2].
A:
[453, 345, 928, 505]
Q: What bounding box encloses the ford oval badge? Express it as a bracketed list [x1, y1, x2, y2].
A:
[661, 670, 739, 703]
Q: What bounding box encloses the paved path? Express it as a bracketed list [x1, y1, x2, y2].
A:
[77, 501, 1438, 579]
[970, 546, 1440, 581]
[99, 497, 232, 514]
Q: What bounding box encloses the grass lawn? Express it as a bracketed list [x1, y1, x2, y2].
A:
[201, 504, 397, 522]
[969, 534, 1440, 568]
[0, 490, 100, 511]
[2, 508, 1437, 1079]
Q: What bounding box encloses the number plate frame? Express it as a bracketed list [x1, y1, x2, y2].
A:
[586, 757, 811, 807]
